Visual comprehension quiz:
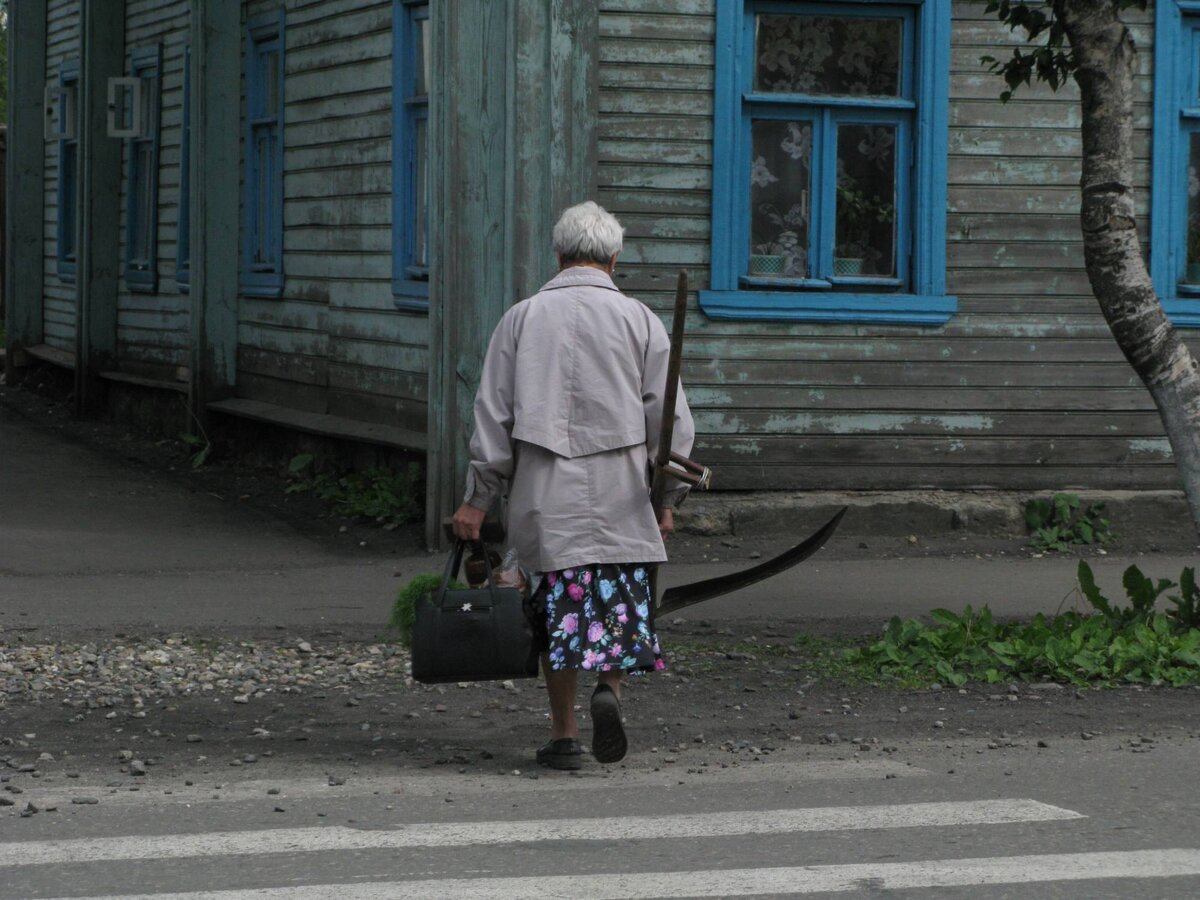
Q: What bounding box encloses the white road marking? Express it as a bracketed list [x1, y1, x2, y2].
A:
[0, 799, 1080, 868]
[39, 849, 1200, 899]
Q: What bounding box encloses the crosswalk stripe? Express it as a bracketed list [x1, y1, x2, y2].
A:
[0, 799, 1080, 868]
[40, 849, 1200, 899]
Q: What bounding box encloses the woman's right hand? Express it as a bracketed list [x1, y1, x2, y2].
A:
[452, 503, 486, 541]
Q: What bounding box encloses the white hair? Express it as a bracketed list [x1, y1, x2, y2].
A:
[552, 201, 624, 265]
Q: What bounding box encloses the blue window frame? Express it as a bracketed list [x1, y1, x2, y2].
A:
[701, 0, 954, 324]
[392, 0, 430, 309]
[56, 58, 80, 282]
[1152, 1, 1200, 326]
[242, 10, 285, 298]
[177, 45, 192, 290]
[125, 45, 162, 293]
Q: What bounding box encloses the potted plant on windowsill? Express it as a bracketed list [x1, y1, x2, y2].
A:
[835, 179, 893, 277]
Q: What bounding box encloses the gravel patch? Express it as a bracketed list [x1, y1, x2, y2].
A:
[0, 637, 411, 710]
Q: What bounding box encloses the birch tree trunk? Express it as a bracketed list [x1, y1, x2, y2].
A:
[1056, 0, 1200, 534]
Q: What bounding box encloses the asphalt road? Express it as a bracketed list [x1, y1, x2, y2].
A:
[3, 742, 1200, 898]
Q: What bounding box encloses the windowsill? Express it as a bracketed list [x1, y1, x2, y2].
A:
[240, 273, 284, 299]
[393, 277, 430, 312]
[698, 289, 957, 325]
[1162, 297, 1200, 327]
[125, 273, 159, 294]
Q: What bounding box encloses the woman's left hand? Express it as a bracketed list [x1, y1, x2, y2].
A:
[658, 507, 674, 539]
[452, 503, 486, 541]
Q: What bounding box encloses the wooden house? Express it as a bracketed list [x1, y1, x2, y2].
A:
[3, 1, 1195, 544]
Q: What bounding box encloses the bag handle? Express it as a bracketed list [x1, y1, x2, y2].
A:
[434, 539, 502, 606]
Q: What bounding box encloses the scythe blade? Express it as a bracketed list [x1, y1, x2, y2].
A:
[656, 507, 847, 616]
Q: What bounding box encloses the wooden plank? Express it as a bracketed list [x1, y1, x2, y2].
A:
[23, 342, 76, 369]
[599, 12, 714, 41]
[683, 384, 1157, 411]
[690, 409, 1166, 437]
[679, 336, 1127, 363]
[601, 41, 712, 68]
[601, 0, 714, 14]
[950, 98, 1151, 130]
[597, 162, 710, 191]
[285, 196, 391, 228]
[598, 139, 710, 166]
[947, 241, 1084, 269]
[238, 345, 328, 387]
[326, 387, 428, 436]
[599, 89, 712, 115]
[701, 464, 1178, 492]
[687, 360, 1145, 389]
[208, 397, 427, 452]
[327, 361, 427, 403]
[286, 57, 391, 103]
[284, 226, 390, 255]
[238, 322, 328, 358]
[692, 435, 1174, 466]
[234, 371, 329, 415]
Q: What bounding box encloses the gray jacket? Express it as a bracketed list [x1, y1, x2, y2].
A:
[464, 266, 695, 571]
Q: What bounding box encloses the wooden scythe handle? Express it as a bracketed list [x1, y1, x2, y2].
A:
[650, 271, 689, 518]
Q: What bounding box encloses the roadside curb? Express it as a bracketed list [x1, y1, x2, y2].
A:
[677, 489, 1194, 543]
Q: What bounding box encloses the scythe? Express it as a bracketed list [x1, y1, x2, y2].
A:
[650, 270, 846, 614]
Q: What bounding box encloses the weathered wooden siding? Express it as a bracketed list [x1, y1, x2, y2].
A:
[41, 0, 79, 355]
[597, 0, 1172, 491]
[116, 0, 192, 377]
[237, 0, 428, 435]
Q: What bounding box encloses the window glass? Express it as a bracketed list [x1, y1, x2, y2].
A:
[61, 142, 78, 260]
[262, 49, 280, 115]
[754, 15, 902, 96]
[750, 120, 811, 278]
[133, 141, 155, 264]
[1188, 133, 1200, 283]
[414, 16, 429, 97]
[254, 131, 273, 265]
[414, 116, 428, 268]
[835, 123, 897, 277]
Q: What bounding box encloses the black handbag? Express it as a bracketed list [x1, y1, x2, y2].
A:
[411, 540, 540, 684]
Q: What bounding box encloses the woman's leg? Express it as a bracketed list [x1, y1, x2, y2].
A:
[543, 654, 579, 740]
[597, 668, 621, 700]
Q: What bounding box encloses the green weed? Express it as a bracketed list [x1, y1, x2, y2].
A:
[389, 574, 464, 648]
[848, 562, 1200, 687]
[286, 453, 422, 528]
[1025, 492, 1114, 552]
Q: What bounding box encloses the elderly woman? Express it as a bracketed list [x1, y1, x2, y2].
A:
[452, 201, 694, 770]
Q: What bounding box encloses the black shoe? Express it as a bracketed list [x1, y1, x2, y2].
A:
[590, 684, 628, 764]
[536, 737, 583, 770]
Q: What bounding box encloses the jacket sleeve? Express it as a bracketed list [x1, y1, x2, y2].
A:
[642, 313, 696, 509]
[463, 314, 518, 512]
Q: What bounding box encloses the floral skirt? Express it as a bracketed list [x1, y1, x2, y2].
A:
[533, 563, 665, 674]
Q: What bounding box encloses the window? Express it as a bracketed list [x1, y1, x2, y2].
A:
[124, 45, 162, 293]
[392, 0, 430, 308]
[55, 59, 80, 282]
[1152, 2, 1200, 325]
[243, 10, 285, 297]
[177, 45, 192, 289]
[701, 0, 953, 323]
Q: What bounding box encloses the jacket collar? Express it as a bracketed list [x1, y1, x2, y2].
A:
[540, 265, 620, 294]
